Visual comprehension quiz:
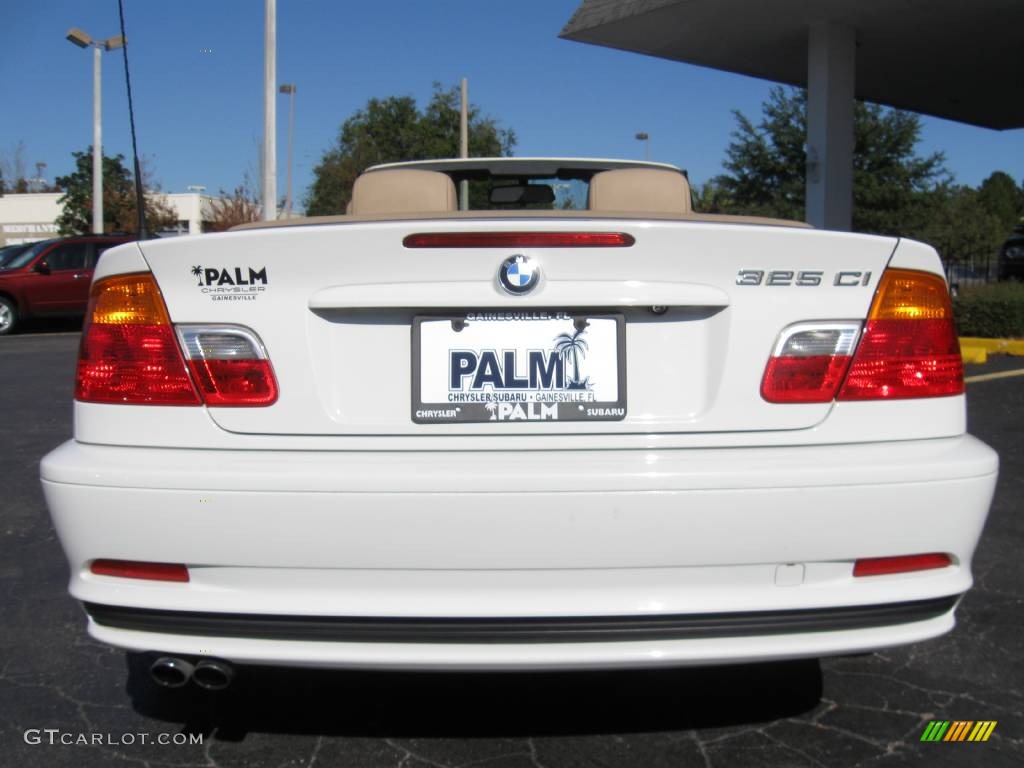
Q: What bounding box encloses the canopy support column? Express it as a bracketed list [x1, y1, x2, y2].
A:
[806, 21, 854, 231]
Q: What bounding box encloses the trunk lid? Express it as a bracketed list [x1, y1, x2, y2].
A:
[140, 219, 896, 437]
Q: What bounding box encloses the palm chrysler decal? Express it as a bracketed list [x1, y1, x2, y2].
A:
[190, 264, 269, 301]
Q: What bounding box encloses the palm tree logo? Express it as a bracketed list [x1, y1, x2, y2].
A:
[191, 265, 203, 286]
[485, 401, 498, 420]
[553, 326, 591, 390]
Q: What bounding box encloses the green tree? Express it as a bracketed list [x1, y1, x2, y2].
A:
[55, 148, 176, 235]
[206, 173, 262, 232]
[305, 83, 516, 215]
[916, 184, 1006, 277]
[977, 171, 1024, 236]
[699, 87, 948, 236]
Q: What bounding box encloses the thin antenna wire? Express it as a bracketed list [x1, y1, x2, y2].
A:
[117, 0, 148, 239]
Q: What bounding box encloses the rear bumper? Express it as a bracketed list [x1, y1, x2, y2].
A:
[41, 435, 998, 669]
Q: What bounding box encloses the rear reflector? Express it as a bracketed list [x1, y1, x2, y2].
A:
[76, 274, 201, 405]
[853, 553, 952, 577]
[403, 232, 635, 248]
[839, 269, 963, 400]
[761, 323, 861, 403]
[177, 325, 278, 406]
[90, 559, 190, 582]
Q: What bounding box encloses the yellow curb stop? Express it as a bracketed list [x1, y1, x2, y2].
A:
[959, 337, 1024, 366]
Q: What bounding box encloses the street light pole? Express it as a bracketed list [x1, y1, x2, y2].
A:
[635, 131, 650, 161]
[68, 28, 124, 233]
[92, 45, 102, 233]
[263, 0, 277, 221]
[459, 78, 469, 211]
[279, 84, 296, 217]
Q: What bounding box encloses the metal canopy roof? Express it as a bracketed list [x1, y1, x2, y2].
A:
[561, 0, 1024, 130]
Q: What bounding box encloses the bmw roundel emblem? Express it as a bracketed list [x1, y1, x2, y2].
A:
[498, 254, 539, 295]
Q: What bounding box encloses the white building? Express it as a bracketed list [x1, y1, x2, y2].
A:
[0, 191, 222, 245]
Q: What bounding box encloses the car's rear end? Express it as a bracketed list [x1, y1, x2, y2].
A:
[41, 165, 998, 673]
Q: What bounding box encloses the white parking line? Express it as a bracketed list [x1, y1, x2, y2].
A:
[965, 368, 1024, 384]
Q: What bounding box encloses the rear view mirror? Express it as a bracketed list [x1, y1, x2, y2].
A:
[34, 260, 51, 275]
[489, 184, 556, 206]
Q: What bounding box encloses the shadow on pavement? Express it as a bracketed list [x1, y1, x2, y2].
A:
[126, 652, 823, 740]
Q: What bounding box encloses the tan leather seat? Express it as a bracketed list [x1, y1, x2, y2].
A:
[349, 169, 457, 215]
[588, 168, 693, 214]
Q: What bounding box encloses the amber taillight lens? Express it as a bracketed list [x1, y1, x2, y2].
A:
[76, 273, 201, 405]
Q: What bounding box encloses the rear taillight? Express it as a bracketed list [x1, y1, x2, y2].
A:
[77, 274, 277, 407]
[76, 274, 201, 405]
[761, 269, 963, 404]
[761, 323, 861, 403]
[176, 325, 278, 406]
[838, 269, 963, 400]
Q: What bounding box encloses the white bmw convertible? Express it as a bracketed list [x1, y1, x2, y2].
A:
[41, 158, 998, 690]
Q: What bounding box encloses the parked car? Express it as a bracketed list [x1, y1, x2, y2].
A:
[40, 158, 997, 692]
[998, 224, 1024, 281]
[0, 234, 133, 334]
[0, 243, 31, 269]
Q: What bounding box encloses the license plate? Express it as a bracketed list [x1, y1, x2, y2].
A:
[412, 311, 626, 423]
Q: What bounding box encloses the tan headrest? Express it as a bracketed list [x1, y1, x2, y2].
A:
[349, 169, 457, 215]
[588, 168, 692, 214]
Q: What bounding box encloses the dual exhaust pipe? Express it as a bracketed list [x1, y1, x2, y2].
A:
[149, 656, 234, 691]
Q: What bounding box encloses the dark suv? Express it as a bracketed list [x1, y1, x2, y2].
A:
[0, 234, 133, 335]
[998, 225, 1024, 282]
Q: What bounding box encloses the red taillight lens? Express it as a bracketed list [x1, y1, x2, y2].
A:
[177, 326, 278, 406]
[188, 359, 277, 405]
[761, 356, 854, 403]
[761, 324, 860, 403]
[839, 269, 963, 400]
[403, 232, 635, 248]
[76, 274, 201, 405]
[90, 559, 190, 582]
[839, 319, 963, 399]
[853, 553, 952, 577]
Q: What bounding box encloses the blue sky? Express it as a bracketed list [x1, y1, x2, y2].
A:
[3, 1, 1022, 209]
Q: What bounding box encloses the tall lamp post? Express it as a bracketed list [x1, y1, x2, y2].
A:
[635, 131, 650, 161]
[263, 0, 277, 221]
[279, 84, 296, 217]
[66, 28, 124, 234]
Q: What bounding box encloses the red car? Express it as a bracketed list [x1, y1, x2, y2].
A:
[0, 235, 133, 335]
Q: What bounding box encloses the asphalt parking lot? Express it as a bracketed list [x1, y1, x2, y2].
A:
[1, 332, 1021, 768]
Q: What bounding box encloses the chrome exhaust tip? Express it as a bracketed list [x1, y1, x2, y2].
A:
[192, 659, 235, 691]
[149, 656, 195, 689]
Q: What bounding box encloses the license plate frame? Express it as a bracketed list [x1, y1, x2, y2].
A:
[412, 311, 626, 424]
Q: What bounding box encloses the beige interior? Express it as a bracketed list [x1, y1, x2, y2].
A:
[233, 165, 809, 231]
[349, 169, 457, 215]
[588, 168, 693, 214]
